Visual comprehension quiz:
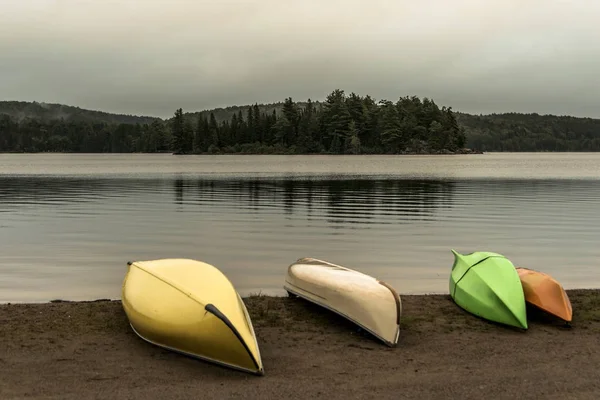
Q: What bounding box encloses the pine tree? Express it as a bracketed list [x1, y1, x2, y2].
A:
[253, 104, 261, 142]
[182, 119, 194, 153]
[171, 108, 186, 154]
[322, 89, 351, 153]
[230, 113, 239, 145]
[282, 97, 299, 145]
[379, 100, 402, 152]
[208, 112, 219, 149]
[194, 115, 203, 153]
[344, 120, 360, 154]
[246, 106, 254, 143]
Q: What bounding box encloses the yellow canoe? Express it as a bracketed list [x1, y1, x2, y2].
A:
[121, 258, 264, 376]
[516, 267, 573, 323]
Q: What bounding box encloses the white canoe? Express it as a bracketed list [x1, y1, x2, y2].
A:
[283, 257, 401, 346]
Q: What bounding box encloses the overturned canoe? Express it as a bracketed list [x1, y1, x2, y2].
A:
[121, 258, 263, 376]
[449, 250, 528, 329]
[283, 257, 401, 346]
[516, 267, 572, 323]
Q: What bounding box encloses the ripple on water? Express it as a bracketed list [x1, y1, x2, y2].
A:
[1, 157, 600, 302]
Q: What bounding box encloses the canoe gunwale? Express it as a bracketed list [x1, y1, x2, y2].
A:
[284, 281, 400, 347]
[128, 323, 264, 376]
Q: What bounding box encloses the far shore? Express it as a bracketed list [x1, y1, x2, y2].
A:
[1, 289, 599, 399]
[0, 148, 485, 155]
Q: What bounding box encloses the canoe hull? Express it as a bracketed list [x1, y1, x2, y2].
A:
[122, 259, 263, 375]
[283, 257, 401, 346]
[449, 250, 528, 329]
[516, 267, 572, 322]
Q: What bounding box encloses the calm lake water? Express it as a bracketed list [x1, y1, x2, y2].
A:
[1, 153, 600, 303]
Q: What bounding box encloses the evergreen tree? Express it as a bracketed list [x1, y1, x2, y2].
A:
[282, 97, 300, 145]
[182, 119, 194, 153]
[379, 100, 403, 152]
[246, 106, 255, 143]
[321, 89, 351, 152]
[230, 113, 240, 145]
[171, 108, 186, 154]
[297, 99, 319, 152]
[253, 104, 261, 142]
[208, 112, 219, 149]
[345, 120, 361, 154]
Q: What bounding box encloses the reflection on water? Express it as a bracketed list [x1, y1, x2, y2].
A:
[1, 174, 600, 303]
[176, 178, 456, 225]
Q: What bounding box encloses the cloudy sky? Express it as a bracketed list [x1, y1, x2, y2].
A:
[1, 0, 598, 118]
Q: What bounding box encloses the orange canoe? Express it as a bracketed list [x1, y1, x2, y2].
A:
[515, 267, 572, 322]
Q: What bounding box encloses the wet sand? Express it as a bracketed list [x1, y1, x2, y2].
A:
[1, 290, 599, 399]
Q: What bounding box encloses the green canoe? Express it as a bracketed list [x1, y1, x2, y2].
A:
[449, 250, 528, 329]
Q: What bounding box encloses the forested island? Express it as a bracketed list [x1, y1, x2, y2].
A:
[1, 89, 599, 154]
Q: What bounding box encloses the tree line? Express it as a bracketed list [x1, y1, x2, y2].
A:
[457, 112, 600, 152]
[0, 115, 170, 153]
[1, 90, 600, 153]
[0, 90, 466, 154]
[170, 89, 466, 155]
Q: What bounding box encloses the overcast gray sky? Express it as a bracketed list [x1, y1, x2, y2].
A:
[1, 0, 599, 118]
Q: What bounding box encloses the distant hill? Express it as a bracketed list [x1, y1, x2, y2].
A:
[181, 102, 600, 152]
[455, 112, 600, 151]
[181, 101, 315, 124]
[1, 96, 600, 153]
[0, 101, 160, 125]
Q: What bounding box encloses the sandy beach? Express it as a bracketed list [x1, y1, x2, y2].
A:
[1, 290, 599, 399]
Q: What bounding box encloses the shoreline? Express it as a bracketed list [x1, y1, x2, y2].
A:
[3, 286, 599, 306]
[0, 149, 485, 155]
[2, 290, 599, 399]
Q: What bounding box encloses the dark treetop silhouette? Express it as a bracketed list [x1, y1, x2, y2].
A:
[2, 89, 599, 154]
